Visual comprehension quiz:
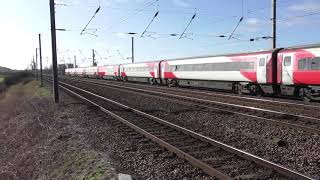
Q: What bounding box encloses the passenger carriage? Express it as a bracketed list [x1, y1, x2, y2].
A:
[160, 50, 277, 95]
[120, 62, 160, 84]
[98, 65, 120, 80]
[84, 66, 98, 78]
[277, 45, 320, 100]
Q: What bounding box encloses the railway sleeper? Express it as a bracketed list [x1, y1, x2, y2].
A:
[226, 128, 287, 147]
[188, 149, 221, 157]
[137, 139, 151, 143]
[215, 161, 251, 170]
[233, 170, 273, 180]
[178, 143, 209, 151]
[131, 133, 145, 138]
[143, 126, 170, 132]
[154, 134, 187, 139]
[203, 155, 235, 163]
[150, 131, 181, 136]
[168, 139, 198, 145]
[162, 136, 191, 142]
[58, 80, 314, 180]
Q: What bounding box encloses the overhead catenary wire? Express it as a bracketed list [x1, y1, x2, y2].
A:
[228, 0, 244, 41]
[117, 50, 125, 60]
[228, 16, 243, 40]
[179, 9, 197, 39]
[94, 50, 104, 62]
[277, 11, 320, 22]
[102, 0, 159, 32]
[141, 11, 159, 37]
[78, 49, 88, 63]
[80, 6, 101, 35]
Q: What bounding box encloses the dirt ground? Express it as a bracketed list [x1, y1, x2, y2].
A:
[0, 80, 118, 180]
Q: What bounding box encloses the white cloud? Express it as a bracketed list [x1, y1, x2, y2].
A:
[279, 18, 320, 27]
[241, 18, 261, 32]
[116, 32, 126, 38]
[246, 18, 259, 26]
[172, 0, 190, 8]
[288, 0, 320, 12]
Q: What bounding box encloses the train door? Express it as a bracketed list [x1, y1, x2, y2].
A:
[160, 61, 166, 79]
[154, 64, 158, 79]
[282, 54, 294, 85]
[257, 56, 267, 84]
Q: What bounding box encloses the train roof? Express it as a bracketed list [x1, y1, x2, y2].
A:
[161, 43, 320, 62]
[163, 49, 275, 62]
[282, 43, 320, 50]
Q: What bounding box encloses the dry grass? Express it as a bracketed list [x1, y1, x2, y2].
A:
[0, 80, 117, 179]
[0, 80, 51, 113]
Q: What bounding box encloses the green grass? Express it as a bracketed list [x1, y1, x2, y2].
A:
[0, 74, 4, 83]
[86, 167, 104, 180]
[23, 80, 52, 98]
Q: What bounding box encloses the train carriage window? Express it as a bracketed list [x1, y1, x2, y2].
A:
[259, 58, 265, 66]
[298, 58, 307, 70]
[311, 57, 320, 70]
[284, 56, 291, 66]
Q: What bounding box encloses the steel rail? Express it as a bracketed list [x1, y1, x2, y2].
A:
[66, 78, 320, 134]
[67, 78, 320, 124]
[57, 80, 314, 180]
[58, 83, 232, 179]
[69, 76, 320, 109]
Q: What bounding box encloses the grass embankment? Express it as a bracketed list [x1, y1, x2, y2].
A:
[0, 80, 51, 113]
[0, 71, 33, 97]
[0, 80, 116, 179]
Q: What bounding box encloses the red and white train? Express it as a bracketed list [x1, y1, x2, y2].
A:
[65, 44, 320, 101]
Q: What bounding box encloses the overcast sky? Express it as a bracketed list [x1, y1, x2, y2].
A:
[0, 0, 320, 70]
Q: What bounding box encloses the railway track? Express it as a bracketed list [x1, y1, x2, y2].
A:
[62, 77, 320, 134]
[47, 78, 313, 179]
[69, 76, 320, 109]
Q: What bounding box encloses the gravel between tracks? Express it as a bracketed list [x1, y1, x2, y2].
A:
[74, 77, 320, 118]
[64, 78, 320, 179]
[59, 86, 214, 179]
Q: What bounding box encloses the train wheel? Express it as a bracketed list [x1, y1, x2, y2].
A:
[301, 88, 312, 102]
[168, 79, 177, 87]
[148, 78, 153, 85]
[235, 84, 243, 95]
[250, 85, 263, 96]
[255, 87, 263, 97]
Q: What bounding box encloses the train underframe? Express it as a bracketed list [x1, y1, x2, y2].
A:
[159, 78, 320, 101]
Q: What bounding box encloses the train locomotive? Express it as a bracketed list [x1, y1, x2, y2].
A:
[65, 44, 320, 101]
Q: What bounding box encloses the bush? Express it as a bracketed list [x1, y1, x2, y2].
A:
[4, 71, 33, 86]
